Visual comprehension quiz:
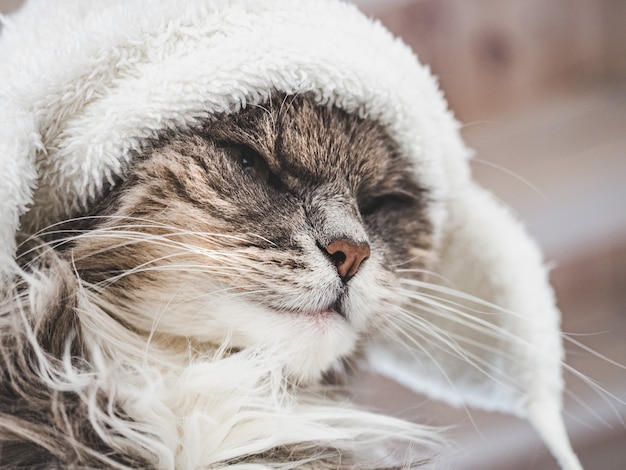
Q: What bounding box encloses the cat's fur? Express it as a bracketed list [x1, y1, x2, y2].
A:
[0, 96, 441, 468]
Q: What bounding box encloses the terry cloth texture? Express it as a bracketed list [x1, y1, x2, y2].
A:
[0, 1, 581, 468]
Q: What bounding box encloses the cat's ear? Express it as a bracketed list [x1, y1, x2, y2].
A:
[365, 181, 583, 470]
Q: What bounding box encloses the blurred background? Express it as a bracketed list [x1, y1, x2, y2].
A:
[2, 0, 625, 468]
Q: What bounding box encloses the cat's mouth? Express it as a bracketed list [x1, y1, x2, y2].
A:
[274, 299, 346, 319]
[305, 298, 346, 319]
[307, 305, 345, 319]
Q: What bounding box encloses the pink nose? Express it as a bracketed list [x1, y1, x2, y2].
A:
[324, 239, 370, 281]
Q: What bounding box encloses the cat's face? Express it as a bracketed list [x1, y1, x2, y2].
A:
[68, 96, 433, 382]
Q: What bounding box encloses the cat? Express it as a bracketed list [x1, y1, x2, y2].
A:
[0, 95, 441, 469]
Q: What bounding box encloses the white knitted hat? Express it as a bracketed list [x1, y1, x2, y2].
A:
[0, 1, 581, 468]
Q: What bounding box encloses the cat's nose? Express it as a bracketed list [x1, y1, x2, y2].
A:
[324, 239, 370, 282]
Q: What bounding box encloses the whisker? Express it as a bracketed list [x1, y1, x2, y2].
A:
[387, 276, 626, 419]
[563, 335, 626, 371]
[471, 158, 549, 202]
[375, 318, 484, 435]
[562, 388, 614, 429]
[386, 305, 522, 392]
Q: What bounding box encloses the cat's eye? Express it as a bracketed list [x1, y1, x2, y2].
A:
[359, 193, 413, 216]
[228, 145, 270, 182]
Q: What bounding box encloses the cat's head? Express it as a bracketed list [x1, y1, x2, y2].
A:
[67, 96, 433, 383]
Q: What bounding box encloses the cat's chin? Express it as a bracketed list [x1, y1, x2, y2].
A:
[116, 283, 366, 383]
[233, 304, 358, 383]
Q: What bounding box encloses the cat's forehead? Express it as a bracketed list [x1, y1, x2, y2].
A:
[205, 96, 406, 189]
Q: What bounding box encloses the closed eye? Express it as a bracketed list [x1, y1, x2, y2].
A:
[358, 193, 415, 216]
